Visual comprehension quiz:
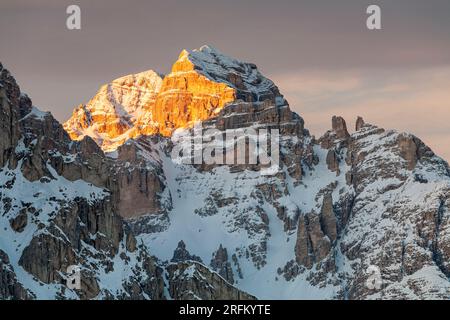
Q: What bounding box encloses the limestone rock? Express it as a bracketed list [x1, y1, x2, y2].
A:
[63, 48, 237, 151]
[210, 245, 234, 284]
[19, 233, 77, 284]
[126, 231, 137, 253]
[397, 134, 419, 170]
[320, 193, 338, 243]
[166, 261, 255, 300]
[171, 240, 203, 263]
[295, 212, 332, 269]
[9, 208, 28, 233]
[332, 116, 350, 140]
[0, 249, 31, 299]
[356, 116, 365, 131]
[319, 116, 351, 149]
[326, 149, 340, 174]
[0, 63, 20, 168]
[2, 46, 450, 301]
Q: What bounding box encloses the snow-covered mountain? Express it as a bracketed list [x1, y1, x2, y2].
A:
[1, 46, 449, 300]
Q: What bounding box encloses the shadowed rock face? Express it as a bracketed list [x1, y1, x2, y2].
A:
[0, 249, 30, 299]
[166, 261, 255, 300]
[171, 240, 203, 264]
[210, 245, 234, 284]
[326, 149, 340, 174]
[320, 193, 337, 243]
[0, 62, 21, 168]
[2, 46, 450, 300]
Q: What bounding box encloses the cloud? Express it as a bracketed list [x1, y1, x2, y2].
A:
[272, 66, 450, 162]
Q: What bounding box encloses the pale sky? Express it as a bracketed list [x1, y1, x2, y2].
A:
[1, 0, 449, 161]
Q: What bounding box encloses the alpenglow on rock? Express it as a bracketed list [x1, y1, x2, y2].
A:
[1, 46, 450, 300]
[64, 46, 284, 152]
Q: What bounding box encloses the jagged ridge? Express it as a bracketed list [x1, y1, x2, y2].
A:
[64, 45, 283, 152]
[1, 44, 450, 300]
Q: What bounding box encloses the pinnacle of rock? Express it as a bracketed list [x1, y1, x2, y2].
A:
[332, 115, 350, 139]
[356, 116, 365, 131]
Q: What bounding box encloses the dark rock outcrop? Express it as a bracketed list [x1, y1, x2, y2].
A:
[210, 245, 234, 284]
[332, 116, 350, 140]
[355, 116, 365, 131]
[320, 193, 338, 243]
[295, 212, 332, 269]
[166, 261, 255, 300]
[0, 250, 30, 299]
[171, 240, 203, 263]
[9, 209, 28, 233]
[326, 149, 340, 174]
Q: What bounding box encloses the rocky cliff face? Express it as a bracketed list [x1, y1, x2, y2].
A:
[1, 46, 450, 300]
[64, 46, 299, 152]
[0, 60, 252, 300]
[0, 62, 20, 168]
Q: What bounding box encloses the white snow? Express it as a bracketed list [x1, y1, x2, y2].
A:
[0, 161, 108, 299]
[20, 106, 49, 121]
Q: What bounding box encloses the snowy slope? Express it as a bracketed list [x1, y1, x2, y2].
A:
[132, 121, 450, 299]
[2, 46, 450, 300]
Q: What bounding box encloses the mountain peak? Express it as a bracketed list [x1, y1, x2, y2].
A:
[176, 45, 221, 61]
[331, 115, 350, 139]
[178, 49, 190, 59]
[3, 51, 450, 301]
[64, 47, 284, 152]
[197, 44, 220, 53]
